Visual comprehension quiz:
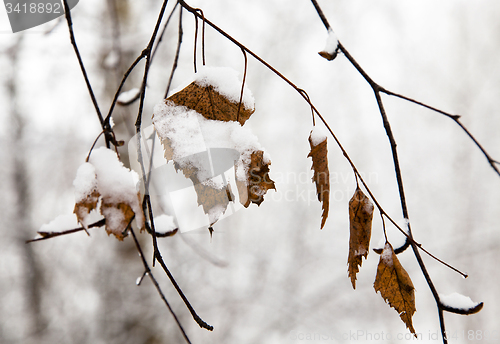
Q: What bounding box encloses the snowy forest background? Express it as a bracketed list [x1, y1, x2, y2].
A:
[1, 0, 500, 343]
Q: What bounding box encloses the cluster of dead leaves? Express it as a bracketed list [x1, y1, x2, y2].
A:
[153, 74, 275, 227]
[73, 149, 144, 241]
[307, 134, 416, 335]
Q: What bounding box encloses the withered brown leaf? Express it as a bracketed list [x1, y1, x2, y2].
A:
[101, 200, 137, 241]
[168, 159, 234, 225]
[73, 148, 145, 240]
[74, 188, 100, 230]
[348, 187, 374, 289]
[374, 242, 416, 335]
[167, 82, 254, 125]
[318, 50, 338, 61]
[236, 150, 275, 207]
[308, 131, 329, 229]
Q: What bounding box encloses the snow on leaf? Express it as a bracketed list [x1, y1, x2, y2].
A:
[73, 147, 144, 240]
[167, 66, 254, 125]
[374, 242, 416, 335]
[73, 162, 100, 229]
[439, 292, 483, 315]
[308, 127, 329, 229]
[236, 150, 275, 207]
[152, 68, 274, 225]
[100, 201, 135, 241]
[348, 186, 374, 288]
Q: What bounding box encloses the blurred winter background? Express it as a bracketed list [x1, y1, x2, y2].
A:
[1, 0, 499, 343]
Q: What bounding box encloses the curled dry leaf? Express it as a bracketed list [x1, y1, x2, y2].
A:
[308, 129, 329, 229]
[192, 175, 234, 225]
[100, 201, 136, 241]
[74, 189, 100, 230]
[348, 187, 374, 289]
[374, 242, 416, 335]
[236, 150, 275, 207]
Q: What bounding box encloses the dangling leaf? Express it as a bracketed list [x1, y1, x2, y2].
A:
[236, 150, 275, 207]
[348, 187, 374, 289]
[308, 128, 330, 229]
[100, 201, 136, 241]
[374, 242, 416, 335]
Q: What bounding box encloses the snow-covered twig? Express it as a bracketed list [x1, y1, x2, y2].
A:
[26, 219, 106, 243]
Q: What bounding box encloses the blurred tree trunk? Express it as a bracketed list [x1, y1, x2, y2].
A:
[6, 36, 47, 340]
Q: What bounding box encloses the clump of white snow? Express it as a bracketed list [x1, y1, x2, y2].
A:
[194, 66, 254, 110]
[104, 49, 120, 69]
[322, 28, 339, 56]
[39, 214, 80, 233]
[153, 214, 177, 234]
[363, 199, 374, 214]
[152, 101, 268, 186]
[380, 242, 393, 266]
[169, 66, 254, 111]
[440, 292, 480, 310]
[117, 88, 140, 104]
[73, 162, 98, 203]
[309, 126, 328, 146]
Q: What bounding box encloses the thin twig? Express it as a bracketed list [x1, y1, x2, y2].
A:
[109, 3, 180, 109]
[153, 244, 214, 331]
[165, 7, 184, 98]
[105, 51, 147, 124]
[129, 228, 192, 344]
[134, 0, 171, 129]
[130, 2, 211, 331]
[177, 0, 466, 278]
[62, 0, 106, 136]
[309, 2, 454, 342]
[237, 48, 248, 123]
[152, 2, 180, 61]
[193, 11, 198, 73]
[26, 219, 106, 243]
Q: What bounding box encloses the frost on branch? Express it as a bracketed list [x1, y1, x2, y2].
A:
[308, 126, 330, 229]
[153, 67, 275, 226]
[73, 147, 144, 240]
[439, 292, 483, 315]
